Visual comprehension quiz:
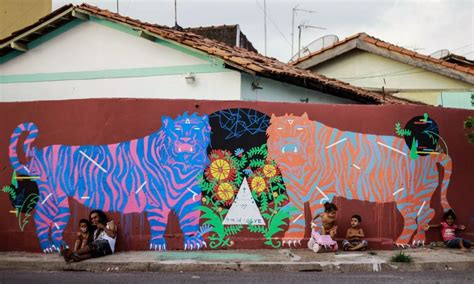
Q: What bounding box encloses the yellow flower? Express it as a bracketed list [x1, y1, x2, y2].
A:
[216, 182, 235, 201]
[273, 192, 279, 198]
[210, 159, 231, 180]
[263, 164, 277, 178]
[251, 176, 266, 193]
[202, 197, 207, 202]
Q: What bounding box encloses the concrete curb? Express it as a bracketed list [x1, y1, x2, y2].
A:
[2, 259, 474, 273]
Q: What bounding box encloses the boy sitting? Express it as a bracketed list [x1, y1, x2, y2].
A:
[342, 215, 368, 251]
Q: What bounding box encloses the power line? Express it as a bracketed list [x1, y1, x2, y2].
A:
[255, 0, 291, 48]
[452, 43, 474, 52]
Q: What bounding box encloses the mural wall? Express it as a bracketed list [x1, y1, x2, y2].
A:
[1, 99, 472, 252]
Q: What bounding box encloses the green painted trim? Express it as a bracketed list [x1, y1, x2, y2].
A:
[0, 19, 83, 64]
[89, 16, 223, 65]
[0, 50, 22, 64]
[1, 15, 225, 68]
[0, 64, 230, 84]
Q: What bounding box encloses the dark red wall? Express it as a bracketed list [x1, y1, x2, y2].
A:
[0, 98, 472, 251]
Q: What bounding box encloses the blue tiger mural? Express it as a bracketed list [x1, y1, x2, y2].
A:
[8, 112, 211, 252]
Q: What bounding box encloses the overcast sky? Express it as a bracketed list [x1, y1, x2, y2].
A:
[54, 0, 474, 62]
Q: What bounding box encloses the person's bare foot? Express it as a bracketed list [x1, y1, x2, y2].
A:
[461, 247, 468, 253]
[61, 247, 72, 262]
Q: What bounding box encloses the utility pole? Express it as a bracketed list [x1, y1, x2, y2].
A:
[291, 6, 316, 59]
[174, 0, 178, 27]
[264, 0, 267, 56]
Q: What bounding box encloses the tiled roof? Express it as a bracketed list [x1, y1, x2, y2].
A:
[185, 25, 258, 53]
[0, 4, 420, 105]
[291, 33, 474, 78]
[441, 53, 474, 70]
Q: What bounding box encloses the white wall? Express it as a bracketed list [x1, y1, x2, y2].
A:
[0, 72, 241, 102]
[0, 20, 241, 102]
[311, 50, 474, 91]
[1, 21, 208, 75]
[240, 73, 359, 104]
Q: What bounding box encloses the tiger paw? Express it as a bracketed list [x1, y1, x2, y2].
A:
[184, 236, 206, 250]
[40, 240, 56, 253]
[52, 240, 68, 253]
[282, 239, 303, 248]
[394, 243, 411, 249]
[411, 239, 425, 247]
[149, 237, 167, 251]
[43, 244, 60, 254]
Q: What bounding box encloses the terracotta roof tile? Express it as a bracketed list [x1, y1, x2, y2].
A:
[0, 4, 420, 105]
[292, 32, 474, 77]
[455, 65, 470, 73]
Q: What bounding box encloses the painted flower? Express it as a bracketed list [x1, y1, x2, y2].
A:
[234, 148, 244, 157]
[262, 164, 278, 178]
[250, 175, 267, 195]
[272, 192, 279, 198]
[205, 150, 236, 182]
[215, 182, 236, 203]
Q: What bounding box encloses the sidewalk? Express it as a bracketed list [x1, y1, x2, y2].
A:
[1, 248, 473, 273]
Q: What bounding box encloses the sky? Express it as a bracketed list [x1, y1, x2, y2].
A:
[54, 0, 474, 62]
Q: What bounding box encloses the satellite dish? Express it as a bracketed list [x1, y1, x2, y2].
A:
[290, 34, 339, 62]
[430, 49, 450, 59]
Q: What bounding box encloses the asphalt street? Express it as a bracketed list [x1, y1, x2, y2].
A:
[1, 270, 474, 284]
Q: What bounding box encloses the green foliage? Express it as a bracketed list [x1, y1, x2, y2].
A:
[248, 205, 292, 248]
[395, 122, 412, 137]
[199, 143, 290, 249]
[198, 205, 229, 248]
[391, 251, 412, 263]
[464, 116, 474, 144]
[224, 225, 243, 236]
[260, 193, 268, 212]
[273, 193, 287, 208]
[409, 138, 419, 160]
[19, 193, 39, 231]
[422, 113, 429, 122]
[249, 159, 265, 168]
[247, 144, 267, 159]
[12, 171, 18, 188]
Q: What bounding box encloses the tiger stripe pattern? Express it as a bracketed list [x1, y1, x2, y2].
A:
[266, 113, 452, 247]
[8, 112, 211, 252]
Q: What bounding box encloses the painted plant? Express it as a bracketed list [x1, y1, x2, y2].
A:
[199, 144, 292, 248]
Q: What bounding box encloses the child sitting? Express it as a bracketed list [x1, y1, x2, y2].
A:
[342, 215, 368, 251]
[74, 219, 92, 252]
[313, 202, 338, 238]
[424, 209, 471, 252]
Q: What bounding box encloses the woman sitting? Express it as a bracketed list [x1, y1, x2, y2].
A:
[62, 209, 117, 262]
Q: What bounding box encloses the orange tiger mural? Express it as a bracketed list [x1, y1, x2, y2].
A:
[266, 113, 452, 247]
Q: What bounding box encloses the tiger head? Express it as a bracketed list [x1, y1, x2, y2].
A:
[161, 112, 211, 164]
[266, 113, 315, 166]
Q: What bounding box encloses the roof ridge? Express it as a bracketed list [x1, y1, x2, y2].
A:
[292, 32, 474, 77]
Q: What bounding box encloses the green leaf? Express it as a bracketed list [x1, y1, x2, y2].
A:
[410, 138, 419, 160]
[249, 159, 265, 168]
[12, 171, 18, 188]
[224, 225, 243, 236]
[260, 192, 269, 212]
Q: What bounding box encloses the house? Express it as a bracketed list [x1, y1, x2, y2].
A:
[291, 33, 474, 109]
[0, 4, 414, 105]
